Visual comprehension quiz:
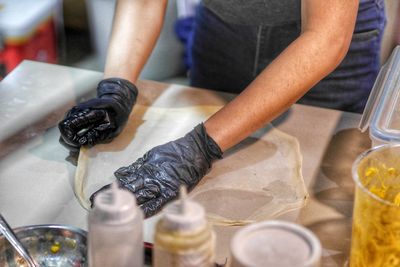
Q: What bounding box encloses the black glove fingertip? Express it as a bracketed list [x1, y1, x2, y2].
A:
[114, 166, 132, 178]
[78, 136, 88, 145]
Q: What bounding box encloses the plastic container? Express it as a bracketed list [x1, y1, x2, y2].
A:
[0, 0, 59, 76]
[350, 144, 400, 266]
[153, 187, 215, 267]
[230, 220, 322, 267]
[359, 45, 400, 147]
[88, 183, 143, 267]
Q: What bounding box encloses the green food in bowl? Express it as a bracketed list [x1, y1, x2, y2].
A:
[0, 224, 87, 267]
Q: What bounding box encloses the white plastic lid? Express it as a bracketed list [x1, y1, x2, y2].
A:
[230, 220, 322, 267]
[162, 187, 207, 232]
[359, 45, 400, 144]
[92, 183, 139, 225]
[0, 0, 59, 39]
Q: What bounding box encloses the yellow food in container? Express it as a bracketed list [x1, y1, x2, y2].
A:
[350, 144, 400, 267]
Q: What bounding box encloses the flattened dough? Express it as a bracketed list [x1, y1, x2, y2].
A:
[75, 104, 307, 224]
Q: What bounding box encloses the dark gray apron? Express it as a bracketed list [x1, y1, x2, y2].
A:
[190, 0, 386, 113]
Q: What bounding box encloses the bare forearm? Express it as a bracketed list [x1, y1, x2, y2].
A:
[205, 0, 358, 151]
[204, 34, 344, 150]
[104, 0, 167, 83]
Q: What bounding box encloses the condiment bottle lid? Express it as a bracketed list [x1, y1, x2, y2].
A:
[92, 182, 138, 224]
[162, 186, 206, 232]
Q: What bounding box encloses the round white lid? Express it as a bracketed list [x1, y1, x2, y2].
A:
[231, 220, 321, 267]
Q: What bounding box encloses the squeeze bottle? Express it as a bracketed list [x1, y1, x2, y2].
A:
[88, 183, 143, 267]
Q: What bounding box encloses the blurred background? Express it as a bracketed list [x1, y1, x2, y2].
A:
[0, 0, 399, 84]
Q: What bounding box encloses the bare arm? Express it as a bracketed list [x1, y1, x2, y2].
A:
[204, 0, 359, 151]
[58, 0, 167, 150]
[103, 0, 168, 83]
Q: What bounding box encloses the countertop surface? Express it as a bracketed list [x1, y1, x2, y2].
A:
[0, 61, 371, 266]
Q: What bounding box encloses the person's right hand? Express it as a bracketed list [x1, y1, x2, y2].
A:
[89, 123, 223, 218]
[58, 78, 138, 151]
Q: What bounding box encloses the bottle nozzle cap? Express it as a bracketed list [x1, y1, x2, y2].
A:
[179, 186, 187, 214]
[92, 182, 139, 224]
[162, 185, 206, 231]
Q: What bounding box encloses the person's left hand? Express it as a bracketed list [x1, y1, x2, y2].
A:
[90, 123, 223, 217]
[58, 78, 138, 151]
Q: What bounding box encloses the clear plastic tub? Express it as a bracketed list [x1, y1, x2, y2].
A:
[360, 45, 400, 147]
[350, 144, 400, 267]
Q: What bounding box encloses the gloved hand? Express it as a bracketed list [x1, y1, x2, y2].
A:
[58, 78, 138, 151]
[90, 123, 223, 217]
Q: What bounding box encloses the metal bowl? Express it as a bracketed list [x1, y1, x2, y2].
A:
[0, 224, 87, 267]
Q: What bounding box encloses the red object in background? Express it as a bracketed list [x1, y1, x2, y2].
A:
[0, 18, 57, 79]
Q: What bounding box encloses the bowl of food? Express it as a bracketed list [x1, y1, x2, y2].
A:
[0, 224, 87, 267]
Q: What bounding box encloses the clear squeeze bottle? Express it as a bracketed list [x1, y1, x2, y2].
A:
[88, 182, 143, 267]
[153, 187, 215, 267]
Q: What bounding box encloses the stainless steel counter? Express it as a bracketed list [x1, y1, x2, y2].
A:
[0, 61, 370, 266]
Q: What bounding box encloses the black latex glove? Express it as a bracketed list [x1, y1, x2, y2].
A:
[90, 123, 223, 218]
[58, 78, 138, 151]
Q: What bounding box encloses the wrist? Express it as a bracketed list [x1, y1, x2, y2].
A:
[97, 78, 139, 110]
[97, 78, 138, 102]
[193, 123, 223, 161]
[203, 121, 227, 152]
